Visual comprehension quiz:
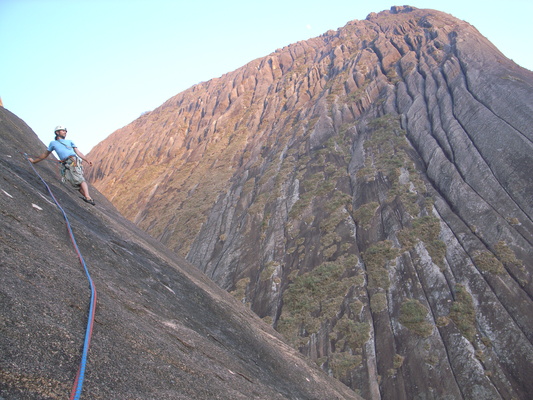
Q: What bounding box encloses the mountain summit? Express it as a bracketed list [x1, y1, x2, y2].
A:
[87, 6, 532, 399]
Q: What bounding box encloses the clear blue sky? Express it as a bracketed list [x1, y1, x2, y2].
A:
[2, 0, 532, 153]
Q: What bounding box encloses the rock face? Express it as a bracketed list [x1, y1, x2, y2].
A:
[0, 107, 360, 399]
[87, 6, 533, 400]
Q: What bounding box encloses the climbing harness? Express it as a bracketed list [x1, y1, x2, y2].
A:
[24, 154, 97, 400]
[59, 156, 85, 187]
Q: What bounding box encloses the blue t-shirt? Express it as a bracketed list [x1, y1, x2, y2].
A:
[48, 139, 77, 161]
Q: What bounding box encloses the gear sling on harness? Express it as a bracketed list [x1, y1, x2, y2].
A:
[60, 155, 85, 187]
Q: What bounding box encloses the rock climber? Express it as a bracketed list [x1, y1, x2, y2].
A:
[29, 125, 96, 205]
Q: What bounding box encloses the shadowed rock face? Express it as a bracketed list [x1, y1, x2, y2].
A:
[86, 6, 532, 399]
[0, 108, 360, 399]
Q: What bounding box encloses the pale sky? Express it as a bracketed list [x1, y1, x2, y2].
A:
[1, 0, 532, 152]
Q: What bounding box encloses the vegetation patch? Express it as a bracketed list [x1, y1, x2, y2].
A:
[230, 277, 250, 303]
[288, 191, 314, 219]
[247, 192, 268, 216]
[355, 165, 377, 182]
[507, 217, 520, 225]
[473, 251, 504, 274]
[260, 261, 281, 281]
[323, 244, 338, 259]
[449, 285, 476, 342]
[399, 299, 433, 337]
[328, 352, 362, 379]
[362, 241, 399, 290]
[335, 317, 370, 349]
[370, 292, 388, 313]
[288, 171, 329, 220]
[475, 349, 485, 363]
[320, 210, 346, 235]
[398, 188, 421, 217]
[364, 115, 408, 187]
[277, 257, 357, 347]
[494, 241, 523, 269]
[398, 216, 446, 268]
[325, 191, 352, 214]
[393, 353, 405, 369]
[481, 336, 492, 348]
[386, 69, 401, 84]
[353, 202, 379, 229]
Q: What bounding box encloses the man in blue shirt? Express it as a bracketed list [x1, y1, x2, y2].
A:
[29, 125, 95, 205]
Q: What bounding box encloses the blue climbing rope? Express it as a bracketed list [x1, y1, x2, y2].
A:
[24, 154, 97, 400]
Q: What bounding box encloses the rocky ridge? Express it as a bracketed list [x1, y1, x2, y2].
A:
[87, 6, 533, 400]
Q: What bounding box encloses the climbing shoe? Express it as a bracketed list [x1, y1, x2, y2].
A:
[82, 197, 96, 205]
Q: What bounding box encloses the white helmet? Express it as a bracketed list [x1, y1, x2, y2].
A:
[54, 125, 67, 132]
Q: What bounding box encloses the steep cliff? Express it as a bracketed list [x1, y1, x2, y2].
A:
[0, 107, 359, 399]
[87, 6, 533, 399]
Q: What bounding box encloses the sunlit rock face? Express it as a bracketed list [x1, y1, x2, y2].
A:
[87, 6, 533, 399]
[0, 107, 360, 399]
